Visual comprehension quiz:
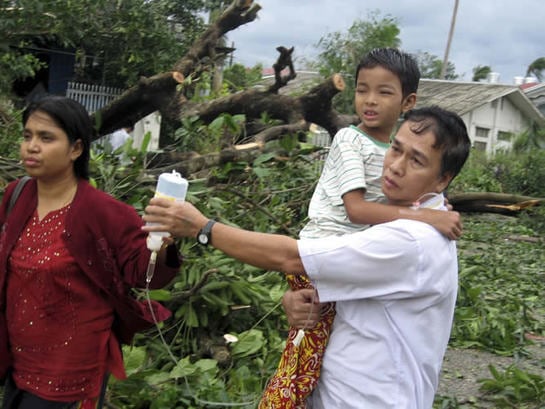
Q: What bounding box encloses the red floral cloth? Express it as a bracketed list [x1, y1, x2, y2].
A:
[259, 275, 336, 408]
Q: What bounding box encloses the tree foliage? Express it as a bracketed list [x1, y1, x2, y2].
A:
[472, 64, 492, 82]
[512, 122, 545, 153]
[223, 62, 264, 92]
[311, 12, 459, 114]
[0, 0, 209, 95]
[525, 57, 545, 82]
[313, 11, 401, 113]
[414, 51, 458, 80]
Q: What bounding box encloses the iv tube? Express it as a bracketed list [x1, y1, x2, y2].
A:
[146, 250, 157, 284]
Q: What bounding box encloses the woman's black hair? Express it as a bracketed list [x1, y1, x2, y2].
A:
[22, 95, 93, 180]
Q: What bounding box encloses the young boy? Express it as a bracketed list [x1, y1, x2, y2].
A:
[303, 48, 460, 239]
[259, 48, 461, 408]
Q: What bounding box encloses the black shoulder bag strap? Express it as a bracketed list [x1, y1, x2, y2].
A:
[7, 176, 31, 216]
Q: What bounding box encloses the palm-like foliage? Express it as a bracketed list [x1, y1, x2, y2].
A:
[526, 57, 545, 82]
[472, 65, 492, 82]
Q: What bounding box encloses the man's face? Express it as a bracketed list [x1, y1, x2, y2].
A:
[382, 121, 451, 206]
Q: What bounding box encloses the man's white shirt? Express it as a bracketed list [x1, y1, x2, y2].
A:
[298, 196, 457, 409]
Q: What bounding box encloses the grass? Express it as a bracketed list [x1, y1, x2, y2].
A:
[434, 211, 545, 408]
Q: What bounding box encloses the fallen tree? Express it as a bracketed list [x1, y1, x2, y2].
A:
[2, 0, 543, 219]
[449, 192, 544, 215]
[91, 0, 357, 171]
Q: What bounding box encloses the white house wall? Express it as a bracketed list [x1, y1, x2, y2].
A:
[132, 111, 161, 151]
[463, 97, 530, 154]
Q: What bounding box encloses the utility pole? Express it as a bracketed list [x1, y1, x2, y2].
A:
[440, 0, 459, 79]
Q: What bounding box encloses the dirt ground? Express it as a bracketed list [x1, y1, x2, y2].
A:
[437, 338, 545, 406]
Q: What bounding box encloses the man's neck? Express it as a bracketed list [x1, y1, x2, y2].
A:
[410, 192, 445, 210]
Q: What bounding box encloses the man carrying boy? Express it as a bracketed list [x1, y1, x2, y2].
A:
[261, 48, 462, 407]
[143, 106, 472, 408]
[304, 47, 461, 242]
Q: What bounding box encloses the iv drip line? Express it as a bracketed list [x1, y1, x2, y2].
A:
[144, 250, 260, 407]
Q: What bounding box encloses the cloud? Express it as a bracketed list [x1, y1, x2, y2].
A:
[227, 0, 544, 84]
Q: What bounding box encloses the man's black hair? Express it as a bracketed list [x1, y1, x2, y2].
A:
[403, 106, 471, 180]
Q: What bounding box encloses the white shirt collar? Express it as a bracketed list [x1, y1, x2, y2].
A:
[411, 192, 446, 210]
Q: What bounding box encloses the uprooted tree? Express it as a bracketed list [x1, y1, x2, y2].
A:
[90, 0, 543, 214]
[3, 0, 542, 214]
[91, 0, 358, 175]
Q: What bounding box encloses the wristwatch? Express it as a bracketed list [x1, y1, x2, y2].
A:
[197, 219, 216, 246]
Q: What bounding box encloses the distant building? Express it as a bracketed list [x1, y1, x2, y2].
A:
[12, 45, 78, 99]
[521, 82, 545, 117]
[415, 79, 545, 154]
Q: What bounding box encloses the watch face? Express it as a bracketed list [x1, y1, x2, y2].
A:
[198, 233, 209, 244]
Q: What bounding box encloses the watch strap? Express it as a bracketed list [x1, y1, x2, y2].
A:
[197, 219, 216, 245]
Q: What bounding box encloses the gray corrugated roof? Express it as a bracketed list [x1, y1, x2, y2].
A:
[415, 79, 517, 115]
[415, 79, 545, 126]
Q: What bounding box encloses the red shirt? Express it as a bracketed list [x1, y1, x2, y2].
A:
[6, 205, 124, 401]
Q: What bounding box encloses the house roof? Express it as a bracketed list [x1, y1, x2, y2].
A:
[415, 79, 545, 127]
[522, 82, 545, 96]
[519, 82, 540, 90]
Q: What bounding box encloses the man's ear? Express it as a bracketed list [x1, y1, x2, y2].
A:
[402, 93, 417, 113]
[436, 173, 453, 193]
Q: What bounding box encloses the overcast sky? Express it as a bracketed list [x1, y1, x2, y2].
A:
[227, 0, 543, 84]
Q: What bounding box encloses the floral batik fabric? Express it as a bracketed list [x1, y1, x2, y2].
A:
[258, 275, 335, 409]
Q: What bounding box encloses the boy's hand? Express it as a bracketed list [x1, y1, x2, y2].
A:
[444, 196, 453, 211]
[421, 208, 462, 240]
[282, 289, 321, 329]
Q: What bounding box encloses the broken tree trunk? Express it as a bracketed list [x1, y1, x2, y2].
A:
[449, 192, 544, 215]
[91, 0, 355, 156]
[149, 73, 349, 176]
[93, 72, 185, 136]
[91, 0, 262, 138]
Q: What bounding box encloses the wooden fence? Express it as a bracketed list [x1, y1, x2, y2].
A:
[66, 82, 122, 113]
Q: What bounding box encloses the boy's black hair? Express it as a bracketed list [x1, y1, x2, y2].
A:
[23, 95, 93, 180]
[355, 47, 421, 99]
[403, 106, 471, 180]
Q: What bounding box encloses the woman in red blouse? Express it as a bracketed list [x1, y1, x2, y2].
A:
[0, 96, 181, 409]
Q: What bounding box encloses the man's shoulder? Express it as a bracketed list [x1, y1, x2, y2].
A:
[371, 217, 445, 243]
[112, 129, 128, 136]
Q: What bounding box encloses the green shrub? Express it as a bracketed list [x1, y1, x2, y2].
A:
[449, 150, 502, 194]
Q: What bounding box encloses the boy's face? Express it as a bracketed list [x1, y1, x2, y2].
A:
[381, 120, 451, 206]
[354, 66, 416, 143]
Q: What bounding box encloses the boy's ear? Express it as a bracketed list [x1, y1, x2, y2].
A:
[402, 93, 417, 112]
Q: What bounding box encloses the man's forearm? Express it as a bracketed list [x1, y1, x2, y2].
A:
[208, 222, 305, 275]
[143, 198, 306, 275]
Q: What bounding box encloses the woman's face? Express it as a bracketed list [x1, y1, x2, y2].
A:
[20, 111, 82, 182]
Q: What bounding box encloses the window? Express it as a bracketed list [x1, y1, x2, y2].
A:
[473, 141, 487, 151]
[475, 127, 490, 138]
[497, 131, 513, 142]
